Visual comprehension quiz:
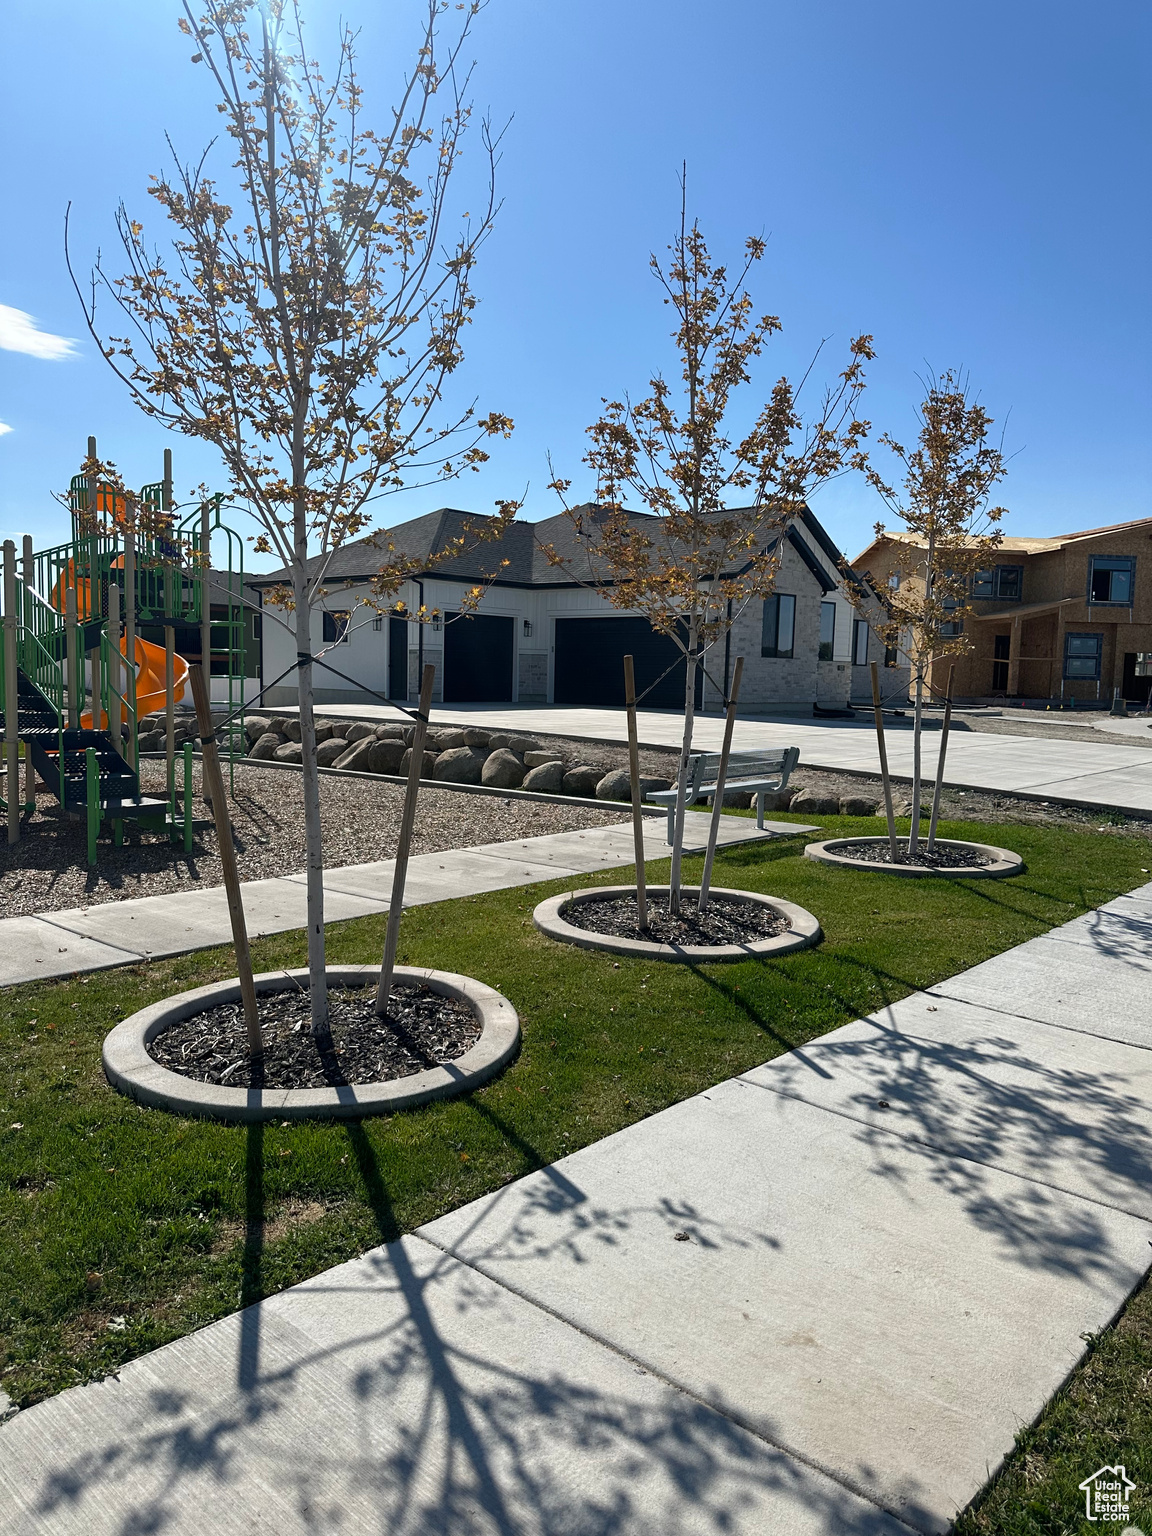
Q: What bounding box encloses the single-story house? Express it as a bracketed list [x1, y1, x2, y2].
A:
[250, 503, 904, 713]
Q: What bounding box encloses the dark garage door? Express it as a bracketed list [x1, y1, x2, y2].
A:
[444, 612, 514, 702]
[553, 616, 701, 708]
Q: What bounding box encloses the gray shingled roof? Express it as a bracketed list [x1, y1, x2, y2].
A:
[248, 502, 849, 592]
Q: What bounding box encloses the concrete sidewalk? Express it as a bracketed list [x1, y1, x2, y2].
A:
[295, 701, 1152, 815]
[0, 810, 800, 989]
[2, 880, 1150, 1532]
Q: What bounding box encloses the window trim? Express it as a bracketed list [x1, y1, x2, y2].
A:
[852, 618, 869, 667]
[818, 600, 836, 662]
[1063, 631, 1103, 680]
[322, 609, 351, 645]
[1087, 555, 1135, 607]
[761, 592, 796, 659]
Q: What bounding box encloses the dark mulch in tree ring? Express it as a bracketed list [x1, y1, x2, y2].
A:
[146, 984, 480, 1090]
[839, 842, 994, 869]
[560, 893, 790, 947]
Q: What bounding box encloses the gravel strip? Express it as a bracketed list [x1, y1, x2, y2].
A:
[561, 892, 790, 946]
[0, 758, 626, 919]
[147, 983, 479, 1089]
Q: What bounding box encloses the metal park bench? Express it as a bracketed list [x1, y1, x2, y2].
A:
[646, 746, 800, 840]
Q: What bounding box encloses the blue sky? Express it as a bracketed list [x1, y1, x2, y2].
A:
[2, 0, 1149, 569]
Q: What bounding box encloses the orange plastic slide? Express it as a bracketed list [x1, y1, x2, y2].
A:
[51, 563, 190, 728]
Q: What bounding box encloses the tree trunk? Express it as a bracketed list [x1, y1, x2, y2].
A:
[293, 576, 329, 1038]
[668, 617, 699, 917]
[908, 667, 924, 854]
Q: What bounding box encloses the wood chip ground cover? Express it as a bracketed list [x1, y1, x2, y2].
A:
[147, 984, 480, 1089]
[560, 893, 789, 945]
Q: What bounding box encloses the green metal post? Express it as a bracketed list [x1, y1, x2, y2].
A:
[183, 740, 193, 853]
[86, 746, 98, 866]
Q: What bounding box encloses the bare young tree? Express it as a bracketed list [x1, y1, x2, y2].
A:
[863, 371, 1009, 853]
[68, 0, 513, 1035]
[547, 206, 873, 910]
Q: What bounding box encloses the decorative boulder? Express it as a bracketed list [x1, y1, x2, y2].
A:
[267, 717, 292, 736]
[840, 796, 878, 817]
[314, 720, 336, 744]
[595, 768, 633, 802]
[274, 741, 303, 764]
[375, 723, 406, 740]
[399, 747, 437, 778]
[523, 750, 563, 769]
[431, 728, 469, 751]
[759, 789, 795, 812]
[640, 776, 672, 799]
[244, 716, 271, 743]
[789, 792, 839, 815]
[521, 760, 566, 794]
[249, 733, 283, 760]
[507, 735, 541, 755]
[137, 731, 163, 754]
[283, 718, 303, 743]
[433, 746, 487, 784]
[721, 789, 753, 808]
[463, 728, 491, 748]
[482, 748, 525, 789]
[487, 733, 512, 751]
[345, 721, 376, 744]
[333, 738, 377, 773]
[316, 737, 350, 767]
[563, 765, 602, 798]
[368, 738, 406, 774]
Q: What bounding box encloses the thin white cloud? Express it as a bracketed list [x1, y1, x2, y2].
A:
[0, 421, 12, 436]
[0, 305, 78, 361]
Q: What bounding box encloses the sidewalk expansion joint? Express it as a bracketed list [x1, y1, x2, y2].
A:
[921, 987, 1152, 1056]
[733, 1071, 1152, 1226]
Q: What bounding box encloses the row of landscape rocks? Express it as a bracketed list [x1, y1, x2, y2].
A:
[135, 711, 882, 815]
[239, 716, 674, 801]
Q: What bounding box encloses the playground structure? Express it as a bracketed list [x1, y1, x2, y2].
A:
[1, 440, 249, 864]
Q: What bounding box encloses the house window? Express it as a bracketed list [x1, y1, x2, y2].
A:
[322, 609, 350, 644]
[372, 613, 383, 631]
[940, 618, 964, 638]
[852, 618, 869, 666]
[1135, 653, 1152, 678]
[972, 565, 1023, 601]
[884, 644, 899, 668]
[888, 572, 900, 590]
[1064, 632, 1102, 679]
[1088, 556, 1135, 605]
[992, 634, 1010, 691]
[761, 593, 795, 659]
[818, 601, 836, 661]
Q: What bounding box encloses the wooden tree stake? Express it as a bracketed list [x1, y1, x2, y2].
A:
[622, 655, 649, 931]
[871, 661, 900, 862]
[3, 541, 19, 845]
[698, 655, 744, 913]
[926, 663, 956, 852]
[376, 663, 436, 1015]
[189, 663, 262, 1068]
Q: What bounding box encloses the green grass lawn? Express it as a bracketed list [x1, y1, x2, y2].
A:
[2, 812, 1150, 1532]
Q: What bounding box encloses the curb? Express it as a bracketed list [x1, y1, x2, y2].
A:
[803, 836, 1023, 879]
[101, 964, 520, 1122]
[532, 885, 822, 964]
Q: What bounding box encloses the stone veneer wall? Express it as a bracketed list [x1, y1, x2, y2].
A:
[518, 651, 548, 702]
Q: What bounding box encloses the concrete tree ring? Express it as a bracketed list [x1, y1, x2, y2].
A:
[532, 885, 821, 964]
[804, 836, 1023, 878]
[101, 965, 520, 1123]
